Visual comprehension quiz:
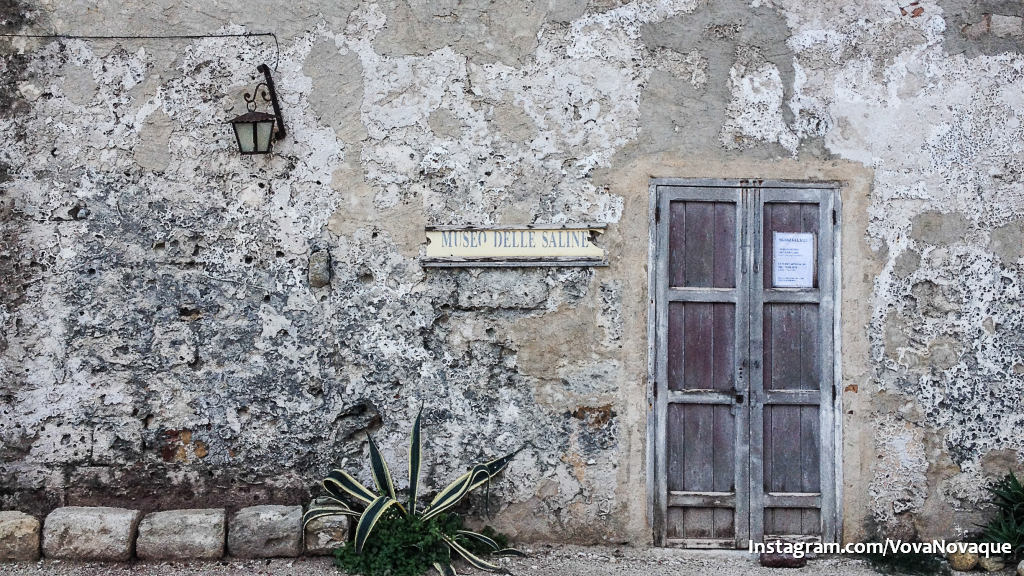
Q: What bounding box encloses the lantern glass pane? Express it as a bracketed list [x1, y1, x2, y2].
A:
[233, 122, 256, 153]
[255, 120, 274, 153]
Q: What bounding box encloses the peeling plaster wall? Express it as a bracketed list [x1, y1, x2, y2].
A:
[1, 0, 1023, 544]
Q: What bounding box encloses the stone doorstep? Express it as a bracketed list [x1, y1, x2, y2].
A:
[0, 511, 41, 562]
[136, 508, 226, 560]
[42, 506, 142, 562]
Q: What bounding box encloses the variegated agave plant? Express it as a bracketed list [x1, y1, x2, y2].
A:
[303, 409, 523, 575]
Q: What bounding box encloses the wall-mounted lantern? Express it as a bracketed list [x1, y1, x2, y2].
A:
[228, 63, 286, 155]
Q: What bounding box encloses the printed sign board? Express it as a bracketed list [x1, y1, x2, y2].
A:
[423, 226, 607, 267]
[772, 232, 815, 288]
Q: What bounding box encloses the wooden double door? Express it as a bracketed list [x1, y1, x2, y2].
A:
[651, 179, 839, 548]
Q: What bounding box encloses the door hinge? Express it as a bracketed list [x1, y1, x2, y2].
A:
[655, 204, 661, 223]
[832, 209, 837, 225]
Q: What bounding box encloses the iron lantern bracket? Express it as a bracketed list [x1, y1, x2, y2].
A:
[257, 63, 286, 141]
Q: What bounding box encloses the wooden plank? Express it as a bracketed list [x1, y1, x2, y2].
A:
[660, 186, 747, 201]
[763, 390, 821, 406]
[748, 183, 766, 544]
[760, 187, 828, 201]
[667, 404, 686, 493]
[734, 186, 752, 548]
[762, 202, 773, 291]
[669, 201, 687, 287]
[684, 405, 714, 491]
[684, 202, 715, 287]
[712, 305, 735, 392]
[778, 305, 803, 391]
[713, 404, 736, 538]
[664, 538, 737, 549]
[714, 203, 737, 288]
[817, 189, 838, 542]
[801, 304, 820, 391]
[665, 390, 736, 404]
[654, 189, 672, 545]
[668, 492, 735, 507]
[647, 182, 658, 544]
[652, 179, 840, 191]
[682, 405, 715, 537]
[667, 303, 684, 392]
[667, 288, 738, 303]
[804, 203, 820, 288]
[762, 290, 821, 304]
[764, 493, 822, 508]
[666, 507, 683, 540]
[684, 508, 715, 539]
[802, 508, 822, 536]
[712, 403, 737, 487]
[773, 406, 805, 533]
[684, 303, 713, 390]
[801, 405, 822, 494]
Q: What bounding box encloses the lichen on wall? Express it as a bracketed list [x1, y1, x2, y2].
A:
[1, 0, 1023, 546]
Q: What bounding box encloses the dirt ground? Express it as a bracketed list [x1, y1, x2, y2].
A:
[0, 545, 890, 576]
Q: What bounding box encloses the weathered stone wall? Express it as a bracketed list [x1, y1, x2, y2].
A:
[1, 0, 1022, 544]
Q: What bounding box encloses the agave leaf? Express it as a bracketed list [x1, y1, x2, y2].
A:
[422, 451, 518, 521]
[456, 529, 500, 551]
[409, 407, 423, 514]
[494, 548, 527, 557]
[466, 451, 519, 493]
[367, 434, 397, 500]
[421, 464, 491, 521]
[301, 505, 361, 530]
[433, 562, 457, 576]
[355, 495, 402, 553]
[444, 535, 508, 573]
[324, 469, 378, 505]
[311, 494, 352, 508]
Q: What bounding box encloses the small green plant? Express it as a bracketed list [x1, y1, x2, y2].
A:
[862, 551, 950, 576]
[303, 409, 523, 576]
[980, 471, 1024, 560]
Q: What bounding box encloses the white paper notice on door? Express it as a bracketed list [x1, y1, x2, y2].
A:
[772, 232, 816, 288]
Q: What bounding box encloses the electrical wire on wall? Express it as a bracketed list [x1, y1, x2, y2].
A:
[0, 31, 280, 70]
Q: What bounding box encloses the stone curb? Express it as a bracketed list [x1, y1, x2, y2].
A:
[0, 504, 350, 563]
[43, 506, 141, 561]
[228, 505, 303, 558]
[137, 508, 226, 560]
[0, 511, 40, 562]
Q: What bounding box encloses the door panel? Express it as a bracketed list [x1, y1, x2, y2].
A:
[657, 186, 748, 548]
[763, 304, 820, 391]
[653, 180, 837, 548]
[762, 202, 821, 289]
[669, 201, 737, 288]
[667, 303, 736, 391]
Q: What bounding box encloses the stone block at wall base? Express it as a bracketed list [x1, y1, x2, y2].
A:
[759, 552, 807, 568]
[228, 505, 302, 558]
[304, 515, 349, 555]
[42, 507, 141, 561]
[0, 511, 40, 561]
[136, 508, 225, 560]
